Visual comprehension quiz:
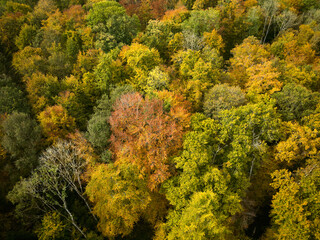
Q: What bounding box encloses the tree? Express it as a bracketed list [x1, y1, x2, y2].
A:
[229, 36, 272, 88]
[161, 114, 242, 239]
[32, 0, 57, 25]
[93, 48, 124, 92]
[181, 8, 219, 36]
[8, 138, 96, 238]
[119, 43, 162, 91]
[110, 92, 184, 190]
[87, 0, 140, 52]
[24, 72, 62, 114]
[140, 20, 177, 61]
[260, 0, 279, 44]
[203, 84, 247, 119]
[86, 85, 134, 154]
[216, 0, 251, 58]
[146, 66, 170, 92]
[272, 83, 320, 122]
[38, 105, 76, 143]
[154, 90, 191, 130]
[270, 25, 320, 90]
[85, 163, 151, 238]
[35, 211, 66, 240]
[120, 43, 162, 73]
[172, 48, 223, 110]
[1, 112, 41, 175]
[0, 7, 28, 52]
[270, 163, 320, 239]
[192, 0, 218, 10]
[47, 43, 73, 79]
[245, 60, 282, 100]
[161, 101, 281, 238]
[15, 23, 37, 50]
[203, 29, 225, 53]
[72, 49, 101, 79]
[12, 47, 46, 76]
[275, 122, 320, 168]
[0, 75, 30, 114]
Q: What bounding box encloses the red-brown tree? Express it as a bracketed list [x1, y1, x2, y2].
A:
[109, 92, 185, 190]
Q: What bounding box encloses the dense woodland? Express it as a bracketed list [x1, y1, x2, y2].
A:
[1, 0, 320, 239]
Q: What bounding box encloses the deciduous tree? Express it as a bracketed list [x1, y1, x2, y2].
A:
[38, 105, 76, 143]
[110, 92, 184, 190]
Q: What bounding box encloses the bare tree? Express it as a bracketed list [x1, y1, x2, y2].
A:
[261, 0, 279, 44]
[8, 140, 97, 238]
[276, 10, 301, 35]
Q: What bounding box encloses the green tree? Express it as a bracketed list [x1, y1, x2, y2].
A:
[87, 0, 140, 52]
[15, 23, 37, 50]
[1, 112, 41, 175]
[161, 101, 281, 238]
[172, 48, 223, 110]
[272, 83, 320, 122]
[181, 7, 219, 36]
[204, 84, 247, 119]
[161, 114, 241, 239]
[140, 20, 178, 61]
[119, 43, 162, 91]
[24, 72, 62, 114]
[0, 75, 30, 114]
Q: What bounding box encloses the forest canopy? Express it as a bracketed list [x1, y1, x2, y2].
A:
[1, 0, 320, 239]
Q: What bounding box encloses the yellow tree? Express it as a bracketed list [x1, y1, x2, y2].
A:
[270, 159, 320, 239]
[245, 60, 282, 101]
[229, 36, 272, 88]
[38, 105, 76, 143]
[275, 122, 320, 168]
[85, 163, 151, 238]
[119, 43, 162, 91]
[24, 72, 62, 114]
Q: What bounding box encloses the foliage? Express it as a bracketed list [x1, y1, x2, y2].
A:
[8, 139, 95, 238]
[85, 163, 150, 238]
[0, 75, 30, 114]
[181, 7, 219, 36]
[204, 84, 247, 119]
[119, 43, 162, 91]
[1, 112, 41, 174]
[110, 92, 185, 190]
[35, 211, 66, 240]
[272, 83, 320, 122]
[161, 101, 281, 238]
[172, 47, 223, 110]
[24, 72, 62, 114]
[2, 0, 320, 238]
[38, 105, 76, 143]
[86, 85, 134, 153]
[87, 0, 140, 52]
[140, 20, 178, 60]
[270, 164, 320, 239]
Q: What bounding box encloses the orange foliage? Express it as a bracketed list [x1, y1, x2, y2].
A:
[155, 90, 191, 130]
[62, 5, 86, 28]
[162, 6, 189, 23]
[110, 93, 184, 190]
